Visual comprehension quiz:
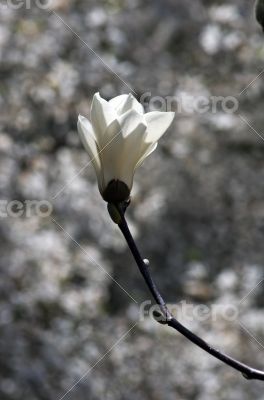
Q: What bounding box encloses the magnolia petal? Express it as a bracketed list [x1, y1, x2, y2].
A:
[109, 94, 129, 114]
[144, 111, 175, 143]
[120, 93, 144, 115]
[78, 115, 94, 137]
[136, 142, 158, 169]
[99, 117, 147, 190]
[117, 123, 147, 188]
[110, 93, 144, 115]
[91, 92, 117, 146]
[100, 118, 121, 149]
[101, 109, 147, 189]
[118, 109, 146, 138]
[77, 115, 103, 191]
[100, 110, 147, 184]
[99, 121, 125, 189]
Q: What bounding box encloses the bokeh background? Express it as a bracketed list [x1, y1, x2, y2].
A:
[0, 0, 264, 399]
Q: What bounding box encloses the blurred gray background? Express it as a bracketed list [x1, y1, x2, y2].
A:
[0, 0, 264, 399]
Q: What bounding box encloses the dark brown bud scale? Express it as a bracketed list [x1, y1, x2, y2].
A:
[256, 0, 264, 32]
[102, 180, 130, 203]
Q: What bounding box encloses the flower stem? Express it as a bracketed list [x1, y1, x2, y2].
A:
[116, 205, 264, 381]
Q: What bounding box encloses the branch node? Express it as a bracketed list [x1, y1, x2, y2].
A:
[153, 310, 168, 325]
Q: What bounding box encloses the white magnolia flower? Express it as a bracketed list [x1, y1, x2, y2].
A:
[77, 92, 175, 203]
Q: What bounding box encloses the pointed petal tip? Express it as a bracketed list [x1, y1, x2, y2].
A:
[77, 114, 90, 129]
[118, 108, 147, 137]
[92, 92, 106, 104]
[166, 111, 176, 126]
[143, 111, 175, 144]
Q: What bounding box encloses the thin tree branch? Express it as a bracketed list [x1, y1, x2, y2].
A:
[115, 204, 264, 381]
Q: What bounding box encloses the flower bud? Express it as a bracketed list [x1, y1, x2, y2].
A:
[77, 93, 175, 202]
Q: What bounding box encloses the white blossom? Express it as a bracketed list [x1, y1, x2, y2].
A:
[77, 92, 174, 202]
